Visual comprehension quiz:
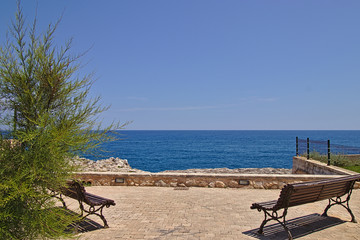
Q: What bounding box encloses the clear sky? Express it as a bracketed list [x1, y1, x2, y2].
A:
[1, 1, 360, 130]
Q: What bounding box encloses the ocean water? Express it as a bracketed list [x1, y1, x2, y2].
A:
[83, 130, 360, 172]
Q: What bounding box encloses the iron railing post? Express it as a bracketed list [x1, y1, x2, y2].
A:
[327, 140, 331, 166]
[296, 137, 298, 156]
[307, 138, 310, 159]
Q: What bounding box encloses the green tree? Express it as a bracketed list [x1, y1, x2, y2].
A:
[0, 3, 123, 239]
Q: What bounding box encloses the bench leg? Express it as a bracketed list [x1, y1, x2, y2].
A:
[257, 208, 293, 240]
[59, 195, 67, 209]
[51, 191, 68, 209]
[322, 188, 357, 223]
[81, 204, 110, 228]
[99, 206, 109, 228]
[322, 197, 357, 223]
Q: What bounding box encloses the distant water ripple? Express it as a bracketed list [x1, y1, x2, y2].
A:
[83, 130, 360, 172]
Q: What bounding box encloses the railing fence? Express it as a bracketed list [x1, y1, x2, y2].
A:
[296, 137, 360, 166]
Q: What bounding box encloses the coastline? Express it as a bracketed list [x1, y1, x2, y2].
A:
[71, 156, 292, 174]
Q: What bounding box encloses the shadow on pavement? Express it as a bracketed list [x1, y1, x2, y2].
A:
[58, 207, 104, 233]
[243, 213, 346, 239]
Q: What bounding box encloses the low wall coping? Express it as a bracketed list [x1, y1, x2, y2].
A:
[75, 172, 346, 179]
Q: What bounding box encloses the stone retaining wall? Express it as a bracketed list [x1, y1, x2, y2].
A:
[73, 156, 360, 189]
[292, 156, 357, 175]
[74, 172, 359, 189]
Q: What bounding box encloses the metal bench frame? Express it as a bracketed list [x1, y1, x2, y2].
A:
[57, 181, 116, 228]
[251, 174, 360, 240]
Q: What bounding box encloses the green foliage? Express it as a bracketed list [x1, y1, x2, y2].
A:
[0, 3, 124, 239]
[304, 151, 360, 172]
[0, 137, 78, 239]
[342, 166, 360, 173]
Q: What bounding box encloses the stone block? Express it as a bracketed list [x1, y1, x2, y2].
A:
[155, 180, 168, 187]
[228, 180, 239, 188]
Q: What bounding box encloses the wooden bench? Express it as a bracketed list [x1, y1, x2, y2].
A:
[251, 174, 360, 240]
[57, 181, 116, 228]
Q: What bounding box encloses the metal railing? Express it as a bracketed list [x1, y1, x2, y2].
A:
[296, 137, 360, 166]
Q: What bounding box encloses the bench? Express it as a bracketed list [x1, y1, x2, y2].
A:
[251, 174, 360, 240]
[57, 181, 116, 228]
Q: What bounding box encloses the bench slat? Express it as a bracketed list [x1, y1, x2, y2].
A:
[251, 201, 278, 210]
[84, 192, 115, 207]
[287, 183, 349, 206]
[293, 182, 348, 191]
[289, 193, 343, 204]
[290, 187, 347, 199]
[61, 182, 116, 207]
[291, 175, 360, 189]
[292, 183, 348, 194]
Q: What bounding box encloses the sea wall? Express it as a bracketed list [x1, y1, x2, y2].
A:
[72, 156, 359, 189]
[292, 156, 357, 175]
[74, 172, 359, 189]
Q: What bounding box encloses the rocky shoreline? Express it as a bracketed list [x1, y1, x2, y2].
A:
[71, 157, 148, 173]
[71, 157, 292, 174]
[160, 168, 292, 174]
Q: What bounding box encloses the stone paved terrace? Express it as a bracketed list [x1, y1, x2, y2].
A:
[64, 186, 360, 240]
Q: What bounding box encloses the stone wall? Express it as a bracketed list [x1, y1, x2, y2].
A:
[292, 156, 357, 175]
[74, 172, 360, 189]
[72, 156, 359, 189]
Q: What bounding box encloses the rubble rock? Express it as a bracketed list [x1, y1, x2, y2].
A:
[71, 156, 148, 173]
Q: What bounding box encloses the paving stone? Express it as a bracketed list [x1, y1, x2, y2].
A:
[59, 186, 360, 240]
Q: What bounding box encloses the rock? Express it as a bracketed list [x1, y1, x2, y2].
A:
[185, 179, 197, 187]
[252, 181, 264, 189]
[208, 181, 226, 188]
[228, 180, 239, 188]
[215, 181, 226, 188]
[263, 181, 279, 189]
[140, 180, 154, 186]
[70, 156, 147, 173]
[197, 181, 208, 187]
[155, 180, 168, 187]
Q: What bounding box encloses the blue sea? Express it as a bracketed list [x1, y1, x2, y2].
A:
[83, 130, 360, 173]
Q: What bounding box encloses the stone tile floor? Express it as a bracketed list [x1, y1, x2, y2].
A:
[63, 186, 360, 240]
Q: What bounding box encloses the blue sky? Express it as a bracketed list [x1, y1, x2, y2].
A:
[1, 1, 360, 130]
